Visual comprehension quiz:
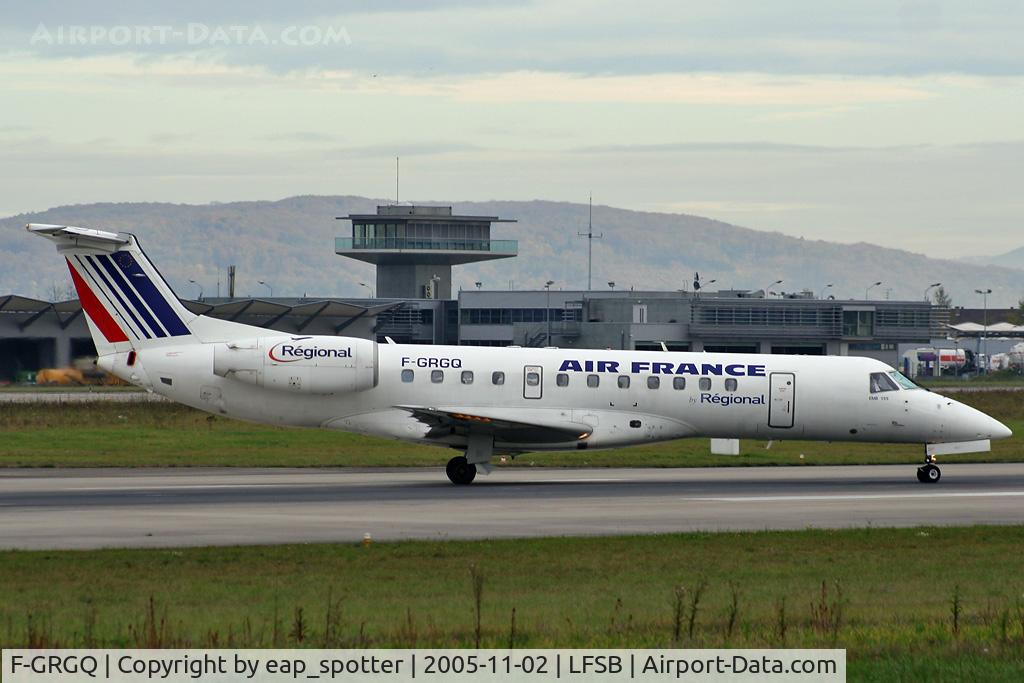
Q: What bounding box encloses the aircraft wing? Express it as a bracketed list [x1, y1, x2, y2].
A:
[395, 405, 592, 445]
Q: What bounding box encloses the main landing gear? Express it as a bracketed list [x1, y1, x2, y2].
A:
[446, 456, 477, 486]
[916, 455, 940, 483]
[446, 432, 495, 486]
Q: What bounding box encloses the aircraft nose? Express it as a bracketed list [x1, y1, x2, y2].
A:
[962, 404, 1012, 440]
[990, 417, 1013, 441]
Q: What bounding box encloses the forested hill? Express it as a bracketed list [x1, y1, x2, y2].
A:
[2, 195, 1022, 307]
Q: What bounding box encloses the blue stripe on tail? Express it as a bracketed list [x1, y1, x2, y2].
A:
[109, 251, 191, 336]
[94, 255, 167, 338]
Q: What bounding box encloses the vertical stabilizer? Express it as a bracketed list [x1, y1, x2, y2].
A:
[28, 224, 204, 353]
[28, 223, 281, 351]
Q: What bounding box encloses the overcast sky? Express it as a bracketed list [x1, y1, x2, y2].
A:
[2, 1, 1022, 257]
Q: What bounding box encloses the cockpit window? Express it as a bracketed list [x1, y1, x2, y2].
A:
[869, 372, 899, 393]
[888, 371, 919, 390]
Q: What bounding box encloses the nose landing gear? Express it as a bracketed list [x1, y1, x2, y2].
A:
[916, 455, 940, 483]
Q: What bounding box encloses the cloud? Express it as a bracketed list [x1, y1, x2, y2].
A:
[262, 131, 339, 143]
[377, 71, 937, 105]
[0, 53, 948, 107]
[2, 1, 1024, 77]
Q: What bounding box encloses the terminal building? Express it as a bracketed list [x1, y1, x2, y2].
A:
[0, 288, 949, 381]
[456, 288, 944, 364]
[0, 205, 957, 381]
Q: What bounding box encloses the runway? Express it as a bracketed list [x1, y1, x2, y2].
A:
[2, 463, 1024, 550]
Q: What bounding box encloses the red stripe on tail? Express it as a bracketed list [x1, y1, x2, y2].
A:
[66, 258, 129, 343]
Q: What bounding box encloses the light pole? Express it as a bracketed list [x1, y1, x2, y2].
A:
[358, 282, 374, 298]
[258, 280, 273, 297]
[865, 281, 882, 300]
[188, 279, 203, 301]
[924, 282, 942, 302]
[607, 281, 615, 290]
[820, 283, 833, 299]
[545, 280, 555, 342]
[975, 288, 992, 373]
[475, 282, 482, 290]
[762, 279, 782, 298]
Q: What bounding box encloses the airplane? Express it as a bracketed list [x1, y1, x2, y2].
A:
[28, 223, 1012, 485]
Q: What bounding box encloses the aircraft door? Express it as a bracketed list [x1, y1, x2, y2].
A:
[523, 365, 543, 399]
[768, 372, 795, 428]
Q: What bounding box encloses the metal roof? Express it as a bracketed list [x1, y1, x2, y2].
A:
[0, 295, 53, 312]
[0, 295, 405, 331]
[339, 214, 516, 223]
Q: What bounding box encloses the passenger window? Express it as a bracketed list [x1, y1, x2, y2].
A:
[526, 371, 540, 386]
[401, 369, 414, 383]
[492, 371, 505, 385]
[587, 374, 600, 388]
[869, 372, 899, 393]
[699, 377, 712, 391]
[461, 370, 474, 385]
[617, 375, 630, 389]
[724, 378, 738, 392]
[431, 370, 444, 384]
[647, 376, 660, 389]
[556, 373, 569, 387]
[673, 377, 686, 390]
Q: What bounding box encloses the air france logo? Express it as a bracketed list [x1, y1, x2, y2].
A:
[268, 342, 351, 363]
[558, 359, 766, 377]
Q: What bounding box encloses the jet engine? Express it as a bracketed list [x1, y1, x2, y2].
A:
[213, 335, 377, 395]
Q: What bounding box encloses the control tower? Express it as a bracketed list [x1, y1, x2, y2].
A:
[336, 205, 517, 299]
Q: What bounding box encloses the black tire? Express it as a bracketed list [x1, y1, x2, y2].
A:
[916, 467, 928, 483]
[446, 456, 477, 486]
[920, 463, 941, 483]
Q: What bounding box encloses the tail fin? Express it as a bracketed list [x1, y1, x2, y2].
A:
[28, 223, 260, 352]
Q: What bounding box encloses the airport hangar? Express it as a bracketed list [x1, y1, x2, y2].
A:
[0, 205, 958, 381]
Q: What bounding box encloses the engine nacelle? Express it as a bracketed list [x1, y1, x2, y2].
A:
[213, 335, 377, 395]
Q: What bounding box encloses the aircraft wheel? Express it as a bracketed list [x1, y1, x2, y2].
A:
[917, 464, 940, 484]
[446, 456, 477, 486]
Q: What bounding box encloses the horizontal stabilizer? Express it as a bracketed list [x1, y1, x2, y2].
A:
[27, 223, 129, 250]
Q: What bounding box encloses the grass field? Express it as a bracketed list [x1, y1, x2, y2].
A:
[0, 385, 140, 393]
[0, 390, 1020, 468]
[918, 372, 1024, 389]
[1, 527, 1023, 679]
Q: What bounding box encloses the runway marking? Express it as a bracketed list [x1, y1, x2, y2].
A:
[692, 491, 1024, 502]
[47, 478, 630, 492]
[533, 478, 626, 483]
[63, 483, 297, 491]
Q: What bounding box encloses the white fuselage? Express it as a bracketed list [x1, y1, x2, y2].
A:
[109, 336, 1011, 454]
[29, 222, 1009, 475]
